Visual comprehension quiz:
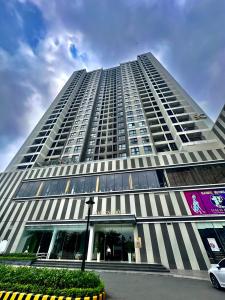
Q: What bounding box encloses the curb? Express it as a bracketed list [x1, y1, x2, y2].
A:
[0, 291, 106, 300]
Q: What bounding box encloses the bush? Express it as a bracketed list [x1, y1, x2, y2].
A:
[0, 253, 36, 261]
[0, 265, 104, 298]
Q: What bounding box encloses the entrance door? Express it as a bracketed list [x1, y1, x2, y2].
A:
[93, 224, 134, 262]
[198, 223, 225, 263]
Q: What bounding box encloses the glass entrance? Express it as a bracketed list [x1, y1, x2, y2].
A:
[198, 222, 225, 263]
[93, 224, 134, 262]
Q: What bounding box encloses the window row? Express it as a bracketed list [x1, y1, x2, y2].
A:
[16, 170, 162, 198]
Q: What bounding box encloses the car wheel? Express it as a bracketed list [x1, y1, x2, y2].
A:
[210, 274, 221, 289]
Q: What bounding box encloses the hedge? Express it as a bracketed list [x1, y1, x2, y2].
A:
[0, 265, 104, 298]
[0, 253, 36, 261]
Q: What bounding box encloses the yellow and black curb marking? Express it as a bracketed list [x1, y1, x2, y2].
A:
[0, 291, 106, 300]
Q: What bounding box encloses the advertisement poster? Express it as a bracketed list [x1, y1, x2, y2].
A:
[207, 238, 220, 252]
[184, 190, 225, 215]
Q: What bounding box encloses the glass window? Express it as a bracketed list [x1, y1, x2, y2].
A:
[106, 174, 115, 191]
[64, 147, 72, 153]
[131, 147, 140, 155]
[139, 121, 145, 127]
[136, 114, 144, 120]
[129, 130, 136, 136]
[70, 177, 85, 193]
[140, 128, 147, 135]
[128, 123, 135, 128]
[77, 138, 83, 143]
[122, 173, 130, 190]
[118, 129, 125, 134]
[74, 146, 81, 152]
[132, 171, 148, 189]
[114, 173, 123, 190]
[16, 181, 40, 198]
[119, 153, 127, 157]
[119, 144, 126, 150]
[144, 146, 152, 154]
[130, 138, 138, 145]
[68, 139, 75, 144]
[40, 179, 67, 196]
[146, 170, 160, 188]
[127, 117, 134, 122]
[142, 136, 150, 144]
[71, 155, 79, 163]
[85, 176, 97, 192]
[99, 175, 107, 192]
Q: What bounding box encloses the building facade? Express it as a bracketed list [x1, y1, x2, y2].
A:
[0, 52, 225, 270]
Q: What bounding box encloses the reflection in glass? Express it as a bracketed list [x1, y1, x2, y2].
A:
[50, 230, 86, 259]
[21, 230, 52, 254]
[93, 224, 134, 262]
[40, 179, 67, 196]
[16, 170, 163, 198]
[115, 173, 123, 190]
[16, 181, 40, 198]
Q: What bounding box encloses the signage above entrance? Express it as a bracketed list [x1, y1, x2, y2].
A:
[89, 214, 136, 225]
[94, 210, 121, 215]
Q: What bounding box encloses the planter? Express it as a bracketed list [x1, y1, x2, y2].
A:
[0, 291, 106, 300]
[97, 252, 101, 262]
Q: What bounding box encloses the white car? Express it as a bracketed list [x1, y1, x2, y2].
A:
[208, 258, 225, 289]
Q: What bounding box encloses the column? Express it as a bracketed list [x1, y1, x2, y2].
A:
[47, 229, 57, 259]
[134, 225, 141, 263]
[87, 225, 95, 261]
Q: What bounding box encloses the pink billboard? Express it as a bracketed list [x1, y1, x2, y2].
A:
[184, 190, 225, 215]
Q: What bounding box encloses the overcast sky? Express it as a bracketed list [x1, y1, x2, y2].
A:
[0, 0, 225, 171]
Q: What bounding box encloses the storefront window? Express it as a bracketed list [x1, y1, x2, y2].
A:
[19, 230, 52, 255]
[50, 230, 86, 259]
[18, 225, 86, 260]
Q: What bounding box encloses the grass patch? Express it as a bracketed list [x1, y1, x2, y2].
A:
[0, 265, 104, 298]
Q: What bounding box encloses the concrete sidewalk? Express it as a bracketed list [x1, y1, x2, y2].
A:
[170, 269, 209, 281]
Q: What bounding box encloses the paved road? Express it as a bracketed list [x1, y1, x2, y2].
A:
[97, 271, 225, 300]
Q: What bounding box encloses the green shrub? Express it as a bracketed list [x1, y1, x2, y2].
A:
[0, 265, 104, 298]
[0, 253, 36, 261]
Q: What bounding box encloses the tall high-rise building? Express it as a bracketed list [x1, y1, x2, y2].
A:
[0, 52, 225, 271]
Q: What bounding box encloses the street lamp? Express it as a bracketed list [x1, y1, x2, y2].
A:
[81, 196, 95, 271]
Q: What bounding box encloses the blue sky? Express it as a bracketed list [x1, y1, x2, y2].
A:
[0, 0, 225, 171]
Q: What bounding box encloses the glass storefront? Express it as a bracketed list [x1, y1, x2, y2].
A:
[198, 222, 225, 263]
[18, 224, 135, 262]
[49, 229, 86, 259]
[21, 230, 52, 254]
[93, 224, 135, 262]
[18, 225, 86, 259]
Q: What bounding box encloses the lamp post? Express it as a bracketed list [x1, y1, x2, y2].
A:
[81, 196, 95, 271]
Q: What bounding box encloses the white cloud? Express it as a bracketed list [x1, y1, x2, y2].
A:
[0, 138, 25, 171]
[0, 27, 101, 171]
